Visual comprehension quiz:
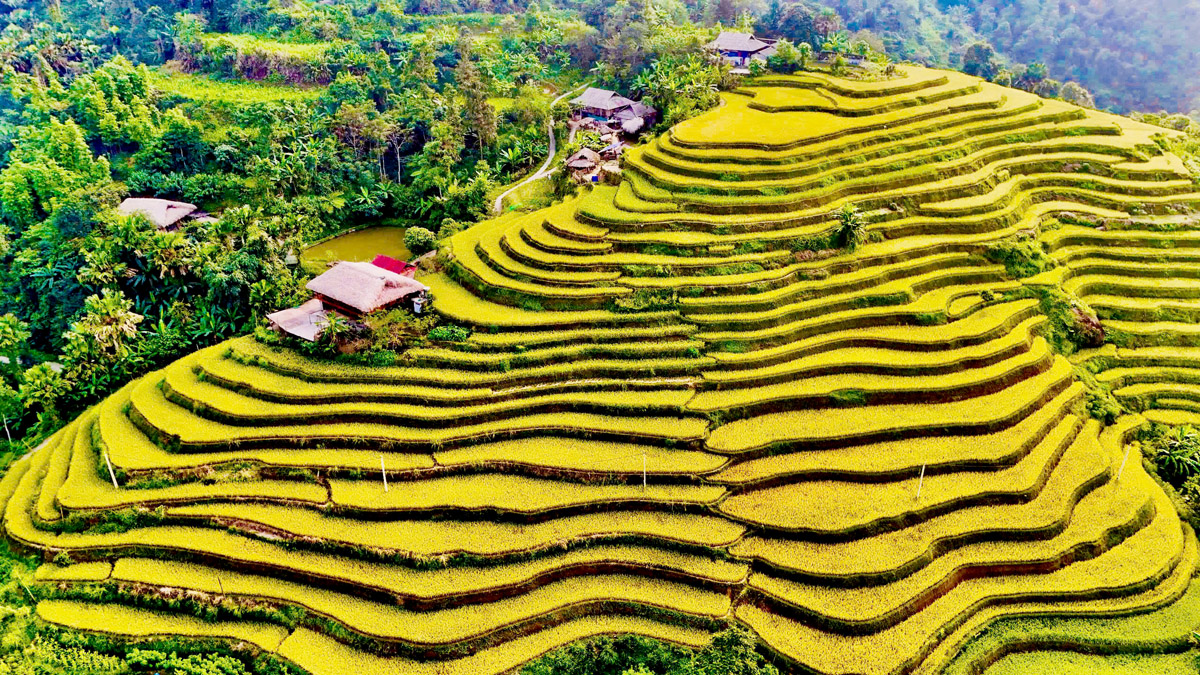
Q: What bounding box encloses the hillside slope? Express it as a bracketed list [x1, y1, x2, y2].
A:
[9, 65, 1200, 675]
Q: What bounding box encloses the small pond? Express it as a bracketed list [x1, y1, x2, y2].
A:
[300, 226, 411, 273]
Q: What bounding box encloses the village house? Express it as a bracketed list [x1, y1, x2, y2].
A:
[569, 87, 657, 131]
[566, 147, 602, 174]
[269, 258, 430, 342]
[565, 147, 621, 184]
[706, 32, 777, 67]
[117, 198, 213, 231]
[306, 261, 429, 318]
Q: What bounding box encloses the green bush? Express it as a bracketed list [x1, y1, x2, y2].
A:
[520, 627, 778, 675]
[427, 325, 471, 342]
[404, 227, 438, 255]
[984, 238, 1056, 279]
[1151, 427, 1200, 486]
[835, 204, 867, 250]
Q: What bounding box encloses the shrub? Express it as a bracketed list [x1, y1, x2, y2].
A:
[983, 237, 1055, 279]
[427, 325, 471, 342]
[436, 218, 465, 240]
[835, 204, 867, 250]
[404, 227, 437, 255]
[610, 289, 678, 313]
[1085, 389, 1123, 425]
[1154, 428, 1200, 486]
[366, 308, 437, 351]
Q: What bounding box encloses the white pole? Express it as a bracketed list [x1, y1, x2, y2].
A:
[1117, 444, 1131, 481]
[16, 578, 34, 602]
[381, 455, 389, 493]
[104, 452, 118, 489]
[2, 417, 10, 445]
[642, 450, 647, 491]
[916, 463, 926, 501]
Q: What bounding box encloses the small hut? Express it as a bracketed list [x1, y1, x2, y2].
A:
[266, 298, 329, 342]
[566, 147, 602, 173]
[117, 198, 199, 231]
[306, 261, 429, 317]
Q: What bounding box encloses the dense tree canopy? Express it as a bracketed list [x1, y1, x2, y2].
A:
[819, 0, 1200, 114]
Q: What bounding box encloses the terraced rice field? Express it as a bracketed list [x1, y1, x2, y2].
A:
[10, 65, 1200, 673]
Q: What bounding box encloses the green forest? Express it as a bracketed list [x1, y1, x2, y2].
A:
[819, 0, 1200, 115]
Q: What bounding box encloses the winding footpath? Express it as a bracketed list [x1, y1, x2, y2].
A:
[492, 82, 591, 215]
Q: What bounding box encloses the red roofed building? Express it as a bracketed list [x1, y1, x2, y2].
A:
[371, 254, 416, 277]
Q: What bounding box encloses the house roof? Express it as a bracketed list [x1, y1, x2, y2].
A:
[566, 147, 602, 170]
[117, 198, 198, 229]
[570, 87, 636, 112]
[371, 254, 415, 276]
[706, 32, 771, 53]
[629, 101, 656, 118]
[267, 298, 329, 342]
[621, 117, 645, 134]
[306, 261, 429, 314]
[751, 43, 778, 61]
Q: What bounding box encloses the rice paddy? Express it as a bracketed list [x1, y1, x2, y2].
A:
[9, 64, 1200, 673]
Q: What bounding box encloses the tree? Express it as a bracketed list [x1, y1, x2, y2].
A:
[456, 37, 497, 149]
[691, 626, 779, 675]
[962, 42, 999, 80]
[0, 381, 19, 445]
[18, 363, 66, 430]
[1015, 62, 1048, 90]
[822, 31, 850, 54]
[766, 38, 798, 73]
[1059, 81, 1095, 108]
[62, 288, 144, 386]
[796, 42, 813, 70]
[0, 314, 29, 382]
[1034, 78, 1061, 99]
[814, 7, 842, 37]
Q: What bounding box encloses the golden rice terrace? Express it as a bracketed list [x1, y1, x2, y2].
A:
[12, 66, 1200, 674]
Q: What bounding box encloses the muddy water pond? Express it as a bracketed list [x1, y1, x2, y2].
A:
[300, 226, 411, 273]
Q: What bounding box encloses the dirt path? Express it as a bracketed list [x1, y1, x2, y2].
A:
[492, 82, 591, 215]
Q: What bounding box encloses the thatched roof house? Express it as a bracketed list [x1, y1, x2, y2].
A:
[266, 298, 329, 342]
[306, 261, 428, 316]
[570, 88, 657, 132]
[566, 147, 603, 171]
[706, 31, 777, 66]
[117, 198, 199, 231]
[570, 87, 636, 116]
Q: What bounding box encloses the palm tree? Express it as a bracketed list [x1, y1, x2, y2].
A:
[72, 289, 144, 358]
[822, 32, 850, 55]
